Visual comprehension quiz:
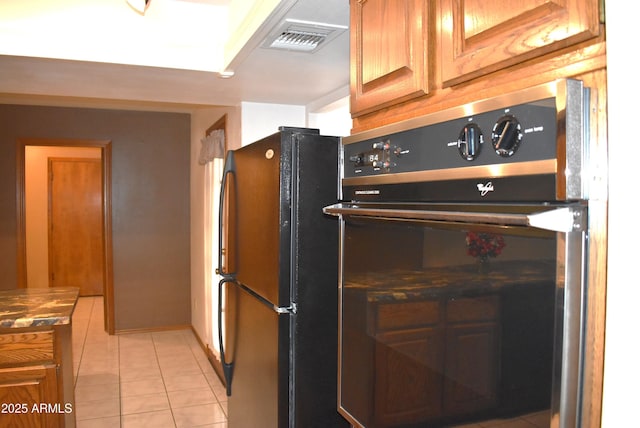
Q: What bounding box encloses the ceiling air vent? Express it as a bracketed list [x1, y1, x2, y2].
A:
[262, 19, 348, 53]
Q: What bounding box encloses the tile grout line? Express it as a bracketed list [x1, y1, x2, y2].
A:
[150, 331, 178, 428]
[83, 296, 123, 427]
[72, 296, 93, 387]
[183, 329, 227, 419]
[105, 297, 123, 428]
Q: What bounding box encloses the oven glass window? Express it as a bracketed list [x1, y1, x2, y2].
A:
[340, 218, 556, 428]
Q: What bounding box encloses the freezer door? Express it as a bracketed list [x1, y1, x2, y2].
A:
[232, 132, 289, 306]
[227, 284, 291, 428]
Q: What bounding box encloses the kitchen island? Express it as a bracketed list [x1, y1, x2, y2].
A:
[0, 287, 79, 427]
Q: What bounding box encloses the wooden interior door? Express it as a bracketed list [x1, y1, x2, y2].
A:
[48, 158, 104, 296]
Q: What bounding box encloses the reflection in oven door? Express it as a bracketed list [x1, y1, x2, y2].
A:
[339, 219, 557, 428]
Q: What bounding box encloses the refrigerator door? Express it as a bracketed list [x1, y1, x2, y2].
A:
[226, 284, 290, 428]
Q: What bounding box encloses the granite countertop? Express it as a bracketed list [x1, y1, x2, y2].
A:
[0, 287, 80, 328]
[345, 260, 555, 302]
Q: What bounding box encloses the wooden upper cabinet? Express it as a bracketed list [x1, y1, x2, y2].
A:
[439, 0, 601, 86]
[350, 0, 430, 116]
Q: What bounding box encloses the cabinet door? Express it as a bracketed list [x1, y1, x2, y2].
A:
[0, 364, 62, 427]
[351, 0, 430, 116]
[443, 323, 499, 416]
[374, 327, 444, 426]
[439, 0, 601, 86]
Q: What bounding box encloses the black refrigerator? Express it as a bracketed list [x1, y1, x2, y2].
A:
[217, 127, 348, 428]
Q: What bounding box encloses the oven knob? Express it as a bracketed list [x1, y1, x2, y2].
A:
[372, 141, 390, 150]
[349, 154, 364, 166]
[372, 160, 391, 169]
[492, 115, 523, 157]
[393, 146, 407, 156]
[458, 123, 483, 161]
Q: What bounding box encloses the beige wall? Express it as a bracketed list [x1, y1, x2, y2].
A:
[25, 146, 101, 288]
[0, 104, 191, 332]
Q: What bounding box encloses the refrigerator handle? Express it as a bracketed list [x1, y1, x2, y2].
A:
[217, 150, 235, 277]
[218, 276, 235, 397]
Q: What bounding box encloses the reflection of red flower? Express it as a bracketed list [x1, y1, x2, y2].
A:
[465, 232, 506, 259]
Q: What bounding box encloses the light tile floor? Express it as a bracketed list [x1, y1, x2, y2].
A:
[71, 296, 228, 428]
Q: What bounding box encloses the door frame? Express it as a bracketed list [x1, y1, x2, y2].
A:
[16, 138, 115, 334]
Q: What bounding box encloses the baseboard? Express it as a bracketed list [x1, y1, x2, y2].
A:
[190, 326, 226, 388]
[114, 324, 192, 335]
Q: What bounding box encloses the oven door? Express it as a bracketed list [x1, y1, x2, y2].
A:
[324, 202, 587, 428]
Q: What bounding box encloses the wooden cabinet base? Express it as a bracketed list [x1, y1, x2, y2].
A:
[0, 364, 63, 427]
[0, 324, 75, 427]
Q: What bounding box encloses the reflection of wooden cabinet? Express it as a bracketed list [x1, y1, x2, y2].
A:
[350, 0, 430, 116]
[443, 296, 499, 416]
[374, 300, 444, 425]
[444, 323, 498, 415]
[439, 0, 601, 86]
[368, 295, 499, 426]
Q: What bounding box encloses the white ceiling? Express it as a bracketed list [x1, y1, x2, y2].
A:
[0, 0, 350, 112]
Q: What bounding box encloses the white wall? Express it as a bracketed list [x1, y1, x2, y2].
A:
[307, 96, 351, 137]
[240, 101, 306, 146]
[239, 89, 352, 145]
[307, 85, 351, 137]
[601, 1, 637, 426]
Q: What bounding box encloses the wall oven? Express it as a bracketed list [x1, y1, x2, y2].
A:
[324, 79, 590, 428]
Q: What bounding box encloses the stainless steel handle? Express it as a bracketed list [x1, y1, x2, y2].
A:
[322, 203, 585, 233]
[217, 151, 235, 277]
[218, 277, 235, 397]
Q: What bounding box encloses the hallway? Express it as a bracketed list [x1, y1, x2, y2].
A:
[72, 296, 228, 427]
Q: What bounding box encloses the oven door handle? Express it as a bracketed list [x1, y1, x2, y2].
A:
[322, 203, 585, 233]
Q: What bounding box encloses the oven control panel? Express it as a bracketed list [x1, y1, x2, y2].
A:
[343, 98, 556, 178]
[340, 79, 589, 202]
[348, 139, 409, 170]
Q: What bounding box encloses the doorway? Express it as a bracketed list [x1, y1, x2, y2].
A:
[16, 138, 115, 334]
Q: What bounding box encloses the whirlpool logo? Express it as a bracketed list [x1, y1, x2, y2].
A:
[477, 181, 494, 197]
